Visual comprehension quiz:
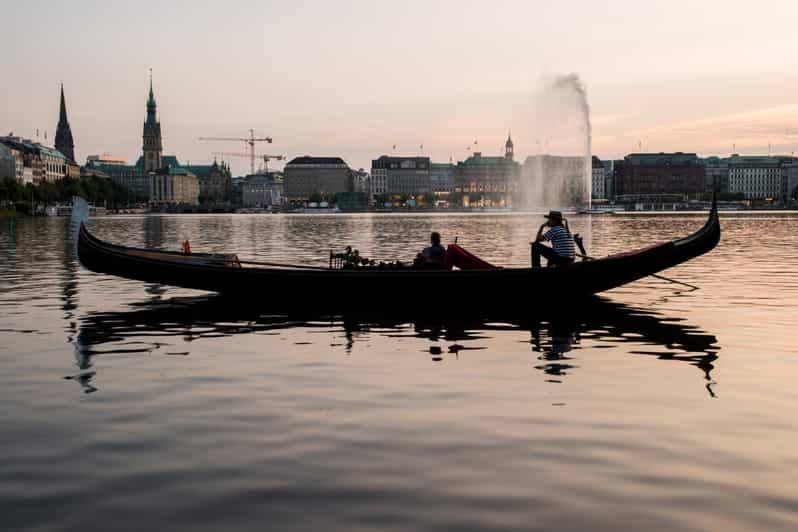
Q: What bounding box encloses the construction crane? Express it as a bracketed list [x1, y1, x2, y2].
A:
[211, 152, 285, 173]
[198, 129, 273, 175]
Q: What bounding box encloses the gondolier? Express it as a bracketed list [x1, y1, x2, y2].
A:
[531, 210, 575, 268]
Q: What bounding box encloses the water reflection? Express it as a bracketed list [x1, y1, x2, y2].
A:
[73, 295, 719, 396]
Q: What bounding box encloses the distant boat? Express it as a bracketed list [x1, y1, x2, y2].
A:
[76, 200, 720, 304]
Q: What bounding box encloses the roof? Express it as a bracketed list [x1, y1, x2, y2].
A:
[726, 155, 784, 165]
[372, 156, 430, 163]
[164, 166, 195, 176]
[625, 152, 701, 165]
[183, 164, 230, 178]
[459, 153, 514, 166]
[0, 137, 66, 159]
[37, 145, 66, 159]
[287, 156, 348, 166]
[135, 155, 181, 169]
[85, 161, 142, 175]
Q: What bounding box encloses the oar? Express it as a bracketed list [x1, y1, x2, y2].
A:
[573, 251, 700, 291]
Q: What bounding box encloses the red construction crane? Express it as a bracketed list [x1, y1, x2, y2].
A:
[199, 129, 273, 175]
[211, 152, 285, 173]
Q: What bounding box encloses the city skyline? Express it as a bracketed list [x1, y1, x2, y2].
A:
[2, 0, 798, 175]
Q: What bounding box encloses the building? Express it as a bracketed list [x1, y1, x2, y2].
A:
[0, 136, 71, 183]
[591, 156, 606, 200]
[614, 153, 705, 199]
[38, 145, 68, 182]
[284, 156, 351, 201]
[603, 159, 616, 199]
[370, 166, 387, 198]
[86, 154, 127, 166]
[241, 173, 283, 207]
[85, 158, 149, 197]
[85, 79, 206, 202]
[0, 143, 24, 182]
[727, 155, 783, 200]
[185, 159, 233, 203]
[351, 168, 369, 193]
[455, 135, 519, 205]
[54, 84, 75, 163]
[430, 162, 455, 197]
[785, 163, 798, 201]
[703, 156, 729, 194]
[150, 167, 199, 205]
[371, 156, 431, 197]
[142, 76, 163, 172]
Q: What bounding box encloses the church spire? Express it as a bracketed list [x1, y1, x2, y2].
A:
[55, 83, 75, 162]
[59, 84, 68, 124]
[146, 69, 157, 122]
[505, 131, 514, 160]
[142, 70, 163, 172]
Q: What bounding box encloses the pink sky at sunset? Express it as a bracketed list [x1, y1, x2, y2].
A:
[2, 0, 797, 174]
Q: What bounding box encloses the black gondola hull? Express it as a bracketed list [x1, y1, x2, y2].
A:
[77, 209, 720, 303]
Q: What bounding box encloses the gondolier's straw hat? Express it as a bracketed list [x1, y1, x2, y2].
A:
[544, 210, 563, 221]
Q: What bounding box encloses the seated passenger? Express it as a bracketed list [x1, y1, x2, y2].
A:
[422, 232, 446, 262]
[415, 232, 447, 268]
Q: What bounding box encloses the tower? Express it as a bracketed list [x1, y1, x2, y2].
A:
[142, 71, 163, 172]
[505, 132, 514, 161]
[55, 84, 75, 162]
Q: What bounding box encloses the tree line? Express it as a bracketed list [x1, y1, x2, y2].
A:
[0, 176, 146, 213]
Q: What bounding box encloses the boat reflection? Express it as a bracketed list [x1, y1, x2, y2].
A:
[72, 295, 720, 396]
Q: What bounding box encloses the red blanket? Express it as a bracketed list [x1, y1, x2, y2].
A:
[445, 244, 500, 270]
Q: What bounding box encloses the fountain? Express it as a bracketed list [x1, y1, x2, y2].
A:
[518, 74, 592, 210]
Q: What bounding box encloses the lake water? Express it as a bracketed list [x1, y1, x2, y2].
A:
[1, 212, 797, 531]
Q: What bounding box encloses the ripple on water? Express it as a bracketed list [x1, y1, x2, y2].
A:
[1, 214, 798, 531]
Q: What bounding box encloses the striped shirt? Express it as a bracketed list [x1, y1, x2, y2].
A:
[544, 226, 575, 259]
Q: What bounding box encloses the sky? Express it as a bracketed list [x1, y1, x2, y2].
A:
[2, 0, 798, 175]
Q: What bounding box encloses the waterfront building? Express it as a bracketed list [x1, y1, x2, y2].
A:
[727, 155, 784, 200]
[703, 156, 730, 194]
[430, 162, 455, 197]
[241, 173, 283, 207]
[371, 156, 431, 197]
[591, 156, 606, 200]
[54, 84, 75, 163]
[86, 154, 128, 166]
[85, 159, 149, 198]
[38, 145, 68, 182]
[370, 167, 387, 198]
[284, 156, 352, 201]
[0, 136, 72, 183]
[0, 143, 24, 183]
[614, 153, 705, 199]
[455, 135, 519, 205]
[785, 163, 798, 201]
[150, 167, 199, 205]
[351, 168, 369, 193]
[185, 159, 233, 203]
[603, 160, 616, 199]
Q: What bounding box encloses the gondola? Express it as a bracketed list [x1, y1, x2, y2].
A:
[76, 202, 719, 303]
